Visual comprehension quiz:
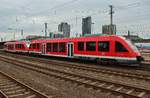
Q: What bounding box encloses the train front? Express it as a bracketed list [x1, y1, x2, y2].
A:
[125, 39, 144, 65]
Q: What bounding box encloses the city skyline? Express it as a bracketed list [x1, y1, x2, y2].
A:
[0, 0, 150, 40]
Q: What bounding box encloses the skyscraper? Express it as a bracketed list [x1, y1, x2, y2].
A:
[102, 24, 116, 35]
[82, 16, 92, 36]
[58, 22, 70, 38]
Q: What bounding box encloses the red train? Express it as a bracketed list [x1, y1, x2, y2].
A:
[4, 35, 144, 65]
[4, 41, 29, 53]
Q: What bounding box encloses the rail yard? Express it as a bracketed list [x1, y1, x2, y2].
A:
[0, 0, 150, 98]
[0, 50, 150, 98]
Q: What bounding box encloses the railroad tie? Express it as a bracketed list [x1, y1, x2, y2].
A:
[83, 80, 90, 83]
[66, 76, 73, 79]
[77, 78, 85, 82]
[7, 91, 30, 98]
[71, 77, 79, 80]
[5, 89, 26, 94]
[0, 80, 12, 83]
[48, 96, 54, 98]
[126, 89, 135, 94]
[137, 91, 146, 97]
[2, 86, 21, 91]
[0, 82, 14, 86]
[106, 84, 114, 89]
[98, 83, 105, 87]
[25, 95, 36, 98]
[115, 87, 123, 91]
[90, 82, 98, 85]
[0, 84, 17, 88]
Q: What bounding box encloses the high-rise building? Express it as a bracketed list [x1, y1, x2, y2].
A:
[58, 22, 70, 38]
[49, 32, 54, 38]
[82, 16, 92, 36]
[102, 24, 116, 35]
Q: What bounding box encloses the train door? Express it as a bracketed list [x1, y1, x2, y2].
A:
[13, 44, 15, 52]
[67, 42, 74, 57]
[42, 43, 46, 54]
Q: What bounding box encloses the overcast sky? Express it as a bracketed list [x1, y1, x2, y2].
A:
[0, 0, 150, 41]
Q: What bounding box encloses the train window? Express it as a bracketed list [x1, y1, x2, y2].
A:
[78, 42, 84, 51]
[47, 43, 52, 52]
[20, 44, 22, 49]
[37, 43, 40, 49]
[53, 43, 58, 52]
[59, 43, 66, 52]
[17, 44, 19, 48]
[33, 44, 36, 49]
[19, 44, 21, 49]
[115, 42, 128, 52]
[98, 41, 109, 52]
[29, 44, 32, 49]
[22, 44, 25, 49]
[16, 44, 20, 49]
[86, 41, 96, 51]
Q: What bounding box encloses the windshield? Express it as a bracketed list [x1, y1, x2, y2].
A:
[126, 39, 139, 52]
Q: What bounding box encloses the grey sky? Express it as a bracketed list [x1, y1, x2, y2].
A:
[0, 0, 150, 40]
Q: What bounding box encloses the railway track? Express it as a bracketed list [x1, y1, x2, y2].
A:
[0, 55, 150, 98]
[1, 52, 150, 82]
[0, 71, 51, 98]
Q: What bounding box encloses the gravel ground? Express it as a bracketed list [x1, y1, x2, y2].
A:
[0, 53, 150, 98]
[0, 60, 121, 98]
[142, 52, 150, 61]
[10, 56, 150, 90]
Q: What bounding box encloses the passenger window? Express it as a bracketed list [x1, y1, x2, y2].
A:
[22, 44, 25, 49]
[17, 44, 20, 49]
[37, 43, 40, 49]
[29, 44, 32, 49]
[33, 44, 36, 49]
[19, 44, 21, 49]
[59, 43, 66, 52]
[86, 41, 96, 51]
[20, 44, 22, 49]
[78, 42, 84, 51]
[115, 42, 128, 52]
[47, 43, 52, 52]
[98, 41, 109, 52]
[53, 43, 58, 52]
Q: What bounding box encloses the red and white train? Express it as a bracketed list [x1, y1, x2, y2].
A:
[4, 35, 144, 65]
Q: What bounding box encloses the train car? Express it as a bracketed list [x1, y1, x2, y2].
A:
[29, 35, 143, 65]
[4, 42, 16, 52]
[4, 41, 29, 53]
[75, 36, 143, 65]
[28, 40, 43, 54]
[15, 41, 29, 53]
